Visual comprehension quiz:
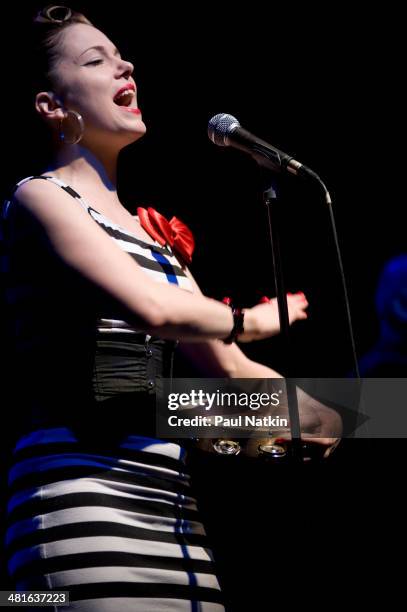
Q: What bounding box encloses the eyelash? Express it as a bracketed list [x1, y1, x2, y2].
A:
[85, 59, 104, 66]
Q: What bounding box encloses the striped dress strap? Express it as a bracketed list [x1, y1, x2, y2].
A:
[3, 175, 90, 220]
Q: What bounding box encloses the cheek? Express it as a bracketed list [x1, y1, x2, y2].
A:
[61, 73, 113, 112]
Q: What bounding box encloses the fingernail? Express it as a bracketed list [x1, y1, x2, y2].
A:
[259, 296, 270, 303]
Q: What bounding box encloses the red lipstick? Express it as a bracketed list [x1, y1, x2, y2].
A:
[113, 83, 136, 100]
[120, 108, 141, 115]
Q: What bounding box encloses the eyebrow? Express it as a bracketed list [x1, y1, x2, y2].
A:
[78, 45, 121, 59]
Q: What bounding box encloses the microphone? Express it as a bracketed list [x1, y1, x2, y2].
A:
[208, 113, 321, 182]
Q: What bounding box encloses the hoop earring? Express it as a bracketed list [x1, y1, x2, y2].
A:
[59, 110, 84, 145]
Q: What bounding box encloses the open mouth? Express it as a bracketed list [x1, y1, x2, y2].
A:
[113, 89, 135, 107]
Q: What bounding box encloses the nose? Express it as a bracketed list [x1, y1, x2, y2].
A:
[116, 57, 134, 79]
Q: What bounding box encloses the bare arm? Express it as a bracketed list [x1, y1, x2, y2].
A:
[177, 270, 341, 449]
[178, 267, 308, 378]
[13, 179, 290, 342]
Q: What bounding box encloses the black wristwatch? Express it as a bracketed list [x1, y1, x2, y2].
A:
[223, 307, 245, 344]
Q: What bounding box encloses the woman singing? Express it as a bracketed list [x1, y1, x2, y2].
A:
[2, 5, 311, 610]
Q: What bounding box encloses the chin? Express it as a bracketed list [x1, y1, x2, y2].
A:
[118, 118, 146, 137]
[118, 127, 146, 150]
[129, 123, 147, 142]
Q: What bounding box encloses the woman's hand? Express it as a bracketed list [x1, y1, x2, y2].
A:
[239, 292, 308, 342]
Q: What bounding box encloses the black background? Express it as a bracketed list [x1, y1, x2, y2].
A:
[1, 1, 404, 375]
[0, 2, 405, 607]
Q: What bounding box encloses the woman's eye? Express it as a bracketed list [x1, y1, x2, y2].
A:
[85, 59, 104, 66]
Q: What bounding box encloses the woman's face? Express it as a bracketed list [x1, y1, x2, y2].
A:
[50, 23, 146, 147]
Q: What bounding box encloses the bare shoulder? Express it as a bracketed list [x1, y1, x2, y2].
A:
[9, 176, 114, 261]
[14, 177, 61, 202]
[13, 178, 86, 221]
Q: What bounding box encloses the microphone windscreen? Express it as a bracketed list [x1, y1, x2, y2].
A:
[208, 113, 240, 146]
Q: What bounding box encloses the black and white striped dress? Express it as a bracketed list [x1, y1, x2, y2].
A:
[3, 176, 224, 611]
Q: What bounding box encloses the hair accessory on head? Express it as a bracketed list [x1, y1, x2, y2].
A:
[35, 5, 73, 24]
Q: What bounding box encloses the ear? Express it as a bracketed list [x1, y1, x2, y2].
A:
[35, 91, 65, 122]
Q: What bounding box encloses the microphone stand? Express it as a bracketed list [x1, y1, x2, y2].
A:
[263, 183, 303, 462]
[263, 175, 361, 460]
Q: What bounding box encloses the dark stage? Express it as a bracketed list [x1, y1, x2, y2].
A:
[0, 2, 404, 608]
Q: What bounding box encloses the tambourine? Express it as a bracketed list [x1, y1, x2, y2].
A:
[184, 434, 341, 462]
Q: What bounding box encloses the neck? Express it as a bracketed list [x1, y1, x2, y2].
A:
[45, 143, 119, 195]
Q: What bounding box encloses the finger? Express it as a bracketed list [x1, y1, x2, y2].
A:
[288, 294, 308, 303]
[296, 312, 308, 320]
[301, 436, 339, 446]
